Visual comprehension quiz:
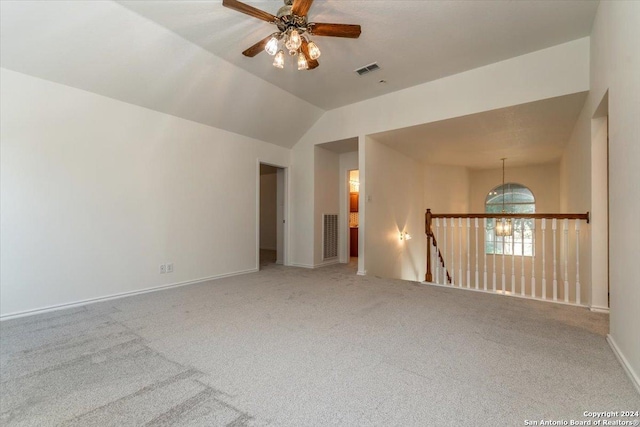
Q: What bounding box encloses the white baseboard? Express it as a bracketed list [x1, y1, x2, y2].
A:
[289, 260, 340, 269]
[590, 305, 610, 313]
[289, 263, 314, 269]
[357, 270, 367, 276]
[314, 259, 340, 268]
[607, 334, 640, 395]
[0, 268, 258, 321]
[420, 281, 589, 309]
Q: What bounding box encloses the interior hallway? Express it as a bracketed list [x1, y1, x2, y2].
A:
[1, 264, 638, 426]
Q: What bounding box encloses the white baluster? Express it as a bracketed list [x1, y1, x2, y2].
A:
[443, 218, 448, 285]
[552, 218, 558, 302]
[492, 221, 497, 293]
[458, 218, 463, 288]
[483, 218, 488, 291]
[464, 218, 469, 288]
[451, 217, 455, 286]
[501, 234, 506, 294]
[531, 218, 536, 298]
[575, 220, 581, 305]
[511, 228, 516, 295]
[475, 218, 479, 290]
[563, 219, 569, 303]
[435, 218, 441, 285]
[541, 219, 546, 300]
[521, 220, 525, 296]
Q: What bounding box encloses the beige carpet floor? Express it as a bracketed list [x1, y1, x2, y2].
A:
[1, 262, 638, 426]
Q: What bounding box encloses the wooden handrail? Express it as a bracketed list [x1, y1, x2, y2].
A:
[425, 209, 452, 283]
[429, 212, 590, 223]
[424, 209, 590, 285]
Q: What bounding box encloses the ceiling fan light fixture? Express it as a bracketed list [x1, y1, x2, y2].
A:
[265, 35, 279, 56]
[307, 41, 321, 60]
[297, 52, 308, 70]
[224, 0, 361, 71]
[273, 50, 285, 68]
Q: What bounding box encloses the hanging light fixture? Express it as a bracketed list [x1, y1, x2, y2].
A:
[495, 158, 513, 237]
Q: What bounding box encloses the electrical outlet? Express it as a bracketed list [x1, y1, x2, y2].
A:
[159, 264, 166, 274]
[166, 263, 174, 273]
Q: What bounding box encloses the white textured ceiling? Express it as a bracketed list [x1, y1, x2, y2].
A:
[370, 92, 588, 169]
[119, 0, 599, 109]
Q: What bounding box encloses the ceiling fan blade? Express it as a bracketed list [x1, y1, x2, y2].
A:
[222, 0, 277, 23]
[242, 34, 273, 57]
[308, 23, 361, 38]
[307, 59, 320, 70]
[292, 0, 314, 16]
[300, 39, 319, 70]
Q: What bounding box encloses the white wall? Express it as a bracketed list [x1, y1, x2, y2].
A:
[0, 68, 290, 317]
[560, 100, 597, 309]
[313, 146, 340, 266]
[468, 163, 560, 213]
[560, 105, 592, 214]
[424, 164, 470, 214]
[364, 138, 425, 282]
[259, 173, 277, 250]
[589, 1, 640, 391]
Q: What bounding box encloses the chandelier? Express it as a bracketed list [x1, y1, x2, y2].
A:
[495, 158, 513, 237]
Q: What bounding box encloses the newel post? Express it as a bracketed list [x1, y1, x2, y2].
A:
[425, 209, 433, 282]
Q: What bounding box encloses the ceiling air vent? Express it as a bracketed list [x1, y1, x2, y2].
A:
[355, 63, 380, 76]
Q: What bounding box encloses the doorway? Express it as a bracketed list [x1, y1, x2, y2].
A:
[259, 163, 286, 269]
[348, 169, 360, 264]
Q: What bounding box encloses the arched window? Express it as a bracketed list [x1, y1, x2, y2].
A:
[485, 183, 535, 256]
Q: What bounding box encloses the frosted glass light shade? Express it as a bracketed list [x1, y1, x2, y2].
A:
[289, 29, 302, 50]
[297, 53, 308, 70]
[307, 41, 321, 60]
[265, 37, 279, 56]
[273, 50, 285, 69]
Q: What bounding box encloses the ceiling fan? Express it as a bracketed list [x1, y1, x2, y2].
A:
[222, 0, 361, 70]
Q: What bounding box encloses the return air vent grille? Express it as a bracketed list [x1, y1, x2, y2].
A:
[355, 63, 380, 76]
[323, 214, 338, 260]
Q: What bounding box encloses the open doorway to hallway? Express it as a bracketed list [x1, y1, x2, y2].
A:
[348, 170, 360, 264]
[259, 163, 285, 269]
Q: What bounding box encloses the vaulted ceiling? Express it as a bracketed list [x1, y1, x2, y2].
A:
[1, 1, 599, 148]
[119, 0, 598, 109]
